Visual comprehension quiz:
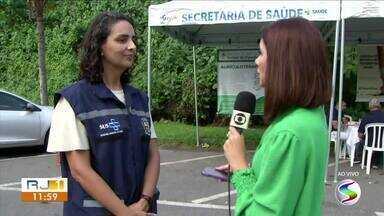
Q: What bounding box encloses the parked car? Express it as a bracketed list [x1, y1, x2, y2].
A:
[0, 90, 53, 150]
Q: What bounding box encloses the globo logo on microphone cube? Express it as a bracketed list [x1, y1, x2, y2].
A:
[230, 110, 251, 129]
[234, 113, 246, 125]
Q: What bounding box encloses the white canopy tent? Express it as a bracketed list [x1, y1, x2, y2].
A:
[148, 1, 340, 46]
[147, 0, 341, 181]
[148, 0, 341, 145]
[329, 0, 384, 182]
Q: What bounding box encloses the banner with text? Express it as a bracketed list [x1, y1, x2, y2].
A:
[149, 1, 339, 26]
[217, 49, 264, 115]
[356, 45, 384, 102]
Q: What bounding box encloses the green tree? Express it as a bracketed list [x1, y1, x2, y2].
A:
[27, 0, 48, 105]
[0, 0, 362, 124]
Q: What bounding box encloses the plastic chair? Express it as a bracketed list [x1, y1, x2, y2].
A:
[361, 123, 384, 175]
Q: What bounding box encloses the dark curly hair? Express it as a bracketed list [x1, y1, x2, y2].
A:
[79, 12, 136, 84]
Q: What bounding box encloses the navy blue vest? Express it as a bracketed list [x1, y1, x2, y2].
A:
[55, 79, 153, 215]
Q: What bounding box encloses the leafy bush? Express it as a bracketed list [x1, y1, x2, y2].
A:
[0, 0, 363, 124]
[0, 0, 220, 125]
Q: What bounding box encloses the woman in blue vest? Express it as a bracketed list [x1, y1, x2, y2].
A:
[47, 12, 159, 216]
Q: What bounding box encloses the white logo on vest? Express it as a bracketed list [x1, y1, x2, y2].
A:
[99, 119, 123, 137]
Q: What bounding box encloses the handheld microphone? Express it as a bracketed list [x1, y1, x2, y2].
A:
[225, 91, 256, 216]
[230, 91, 256, 134]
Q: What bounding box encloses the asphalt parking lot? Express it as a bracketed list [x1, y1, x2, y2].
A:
[0, 147, 384, 216]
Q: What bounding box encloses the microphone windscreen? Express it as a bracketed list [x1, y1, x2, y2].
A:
[233, 91, 256, 114]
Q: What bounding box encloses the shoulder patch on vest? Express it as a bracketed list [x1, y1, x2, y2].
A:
[141, 118, 151, 136]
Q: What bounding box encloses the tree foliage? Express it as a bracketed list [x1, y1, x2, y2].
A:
[0, 0, 220, 124]
[27, 0, 49, 105]
[0, 0, 362, 123]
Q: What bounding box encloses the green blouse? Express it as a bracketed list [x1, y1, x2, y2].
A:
[231, 107, 329, 216]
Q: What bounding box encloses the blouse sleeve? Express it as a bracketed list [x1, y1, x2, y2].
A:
[46, 97, 90, 152]
[231, 131, 306, 216]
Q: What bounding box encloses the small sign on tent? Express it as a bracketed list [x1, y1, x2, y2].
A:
[217, 49, 264, 115]
[356, 45, 384, 102]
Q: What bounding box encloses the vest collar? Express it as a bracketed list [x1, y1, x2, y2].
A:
[90, 81, 116, 100]
[87, 80, 137, 108]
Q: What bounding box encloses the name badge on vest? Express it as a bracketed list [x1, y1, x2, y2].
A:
[141, 118, 151, 136]
[98, 118, 124, 137]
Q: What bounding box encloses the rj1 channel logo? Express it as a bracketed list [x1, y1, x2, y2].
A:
[22, 178, 67, 192]
[335, 179, 361, 206]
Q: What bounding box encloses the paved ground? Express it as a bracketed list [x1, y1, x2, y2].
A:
[0, 147, 383, 216]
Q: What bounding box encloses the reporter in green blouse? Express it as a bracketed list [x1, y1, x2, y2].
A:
[222, 18, 331, 216]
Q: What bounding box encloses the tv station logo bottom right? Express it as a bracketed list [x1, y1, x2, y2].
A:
[335, 178, 361, 206]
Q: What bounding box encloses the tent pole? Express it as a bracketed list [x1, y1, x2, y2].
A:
[147, 26, 152, 111]
[324, 19, 340, 183]
[323, 22, 337, 43]
[193, 46, 200, 147]
[334, 18, 346, 183]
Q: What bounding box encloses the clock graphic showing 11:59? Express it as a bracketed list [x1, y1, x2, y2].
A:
[21, 178, 68, 202]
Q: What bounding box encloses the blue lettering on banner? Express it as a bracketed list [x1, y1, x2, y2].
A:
[297, 9, 304, 17]
[161, 14, 169, 24]
[312, 9, 327, 14]
[208, 12, 213, 21]
[162, 9, 191, 25]
[190, 13, 196, 21]
[238, 11, 245, 20]
[249, 10, 262, 20]
[227, 11, 234, 20]
[220, 11, 227, 21]
[266, 8, 304, 20]
[182, 10, 247, 23]
[181, 14, 186, 22]
[178, 8, 325, 24]
[201, 12, 207, 21]
[214, 11, 219, 20]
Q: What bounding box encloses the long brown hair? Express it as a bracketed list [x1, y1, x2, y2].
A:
[262, 18, 331, 124]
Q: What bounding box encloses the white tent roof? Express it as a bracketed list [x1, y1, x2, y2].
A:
[148, 0, 340, 47]
[148, 0, 384, 46]
[342, 1, 384, 44]
[146, 0, 384, 182]
[342, 0, 384, 18]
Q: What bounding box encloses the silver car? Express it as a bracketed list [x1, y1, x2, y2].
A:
[0, 90, 53, 150]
